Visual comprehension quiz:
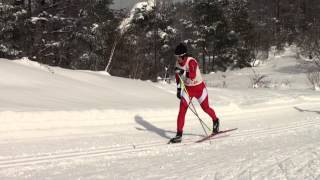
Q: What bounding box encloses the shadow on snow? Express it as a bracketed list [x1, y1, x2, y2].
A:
[294, 106, 320, 115]
[134, 115, 202, 140]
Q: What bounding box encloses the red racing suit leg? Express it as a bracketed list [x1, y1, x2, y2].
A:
[177, 97, 189, 133]
[177, 82, 218, 133]
[199, 96, 218, 121]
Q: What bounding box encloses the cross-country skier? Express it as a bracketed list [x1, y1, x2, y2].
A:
[169, 43, 220, 143]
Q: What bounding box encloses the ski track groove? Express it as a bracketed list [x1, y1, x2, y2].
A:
[1, 101, 319, 128]
[1, 101, 319, 145]
[0, 119, 319, 169]
[231, 144, 320, 179]
[250, 145, 320, 179]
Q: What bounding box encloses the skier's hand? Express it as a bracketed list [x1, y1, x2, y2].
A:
[175, 67, 185, 76]
[176, 88, 181, 99]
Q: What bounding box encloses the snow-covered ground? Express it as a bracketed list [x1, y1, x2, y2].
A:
[0, 47, 320, 179]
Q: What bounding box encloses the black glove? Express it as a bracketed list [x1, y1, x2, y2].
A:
[176, 88, 181, 99]
[186, 71, 190, 78]
[175, 67, 185, 76]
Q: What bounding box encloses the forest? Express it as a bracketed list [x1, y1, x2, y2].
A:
[1, 0, 320, 80]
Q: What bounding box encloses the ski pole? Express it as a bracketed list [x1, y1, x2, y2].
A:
[181, 82, 211, 135]
[177, 74, 210, 130]
[187, 100, 212, 132]
[177, 74, 211, 134]
[187, 101, 209, 136]
[186, 94, 212, 133]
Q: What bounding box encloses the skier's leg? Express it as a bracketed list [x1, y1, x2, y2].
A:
[201, 96, 220, 133]
[177, 97, 189, 133]
[200, 97, 218, 121]
[197, 88, 218, 120]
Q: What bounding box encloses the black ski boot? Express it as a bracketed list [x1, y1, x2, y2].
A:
[169, 132, 182, 144]
[212, 118, 220, 134]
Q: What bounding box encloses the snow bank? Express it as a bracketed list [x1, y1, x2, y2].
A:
[14, 57, 53, 72]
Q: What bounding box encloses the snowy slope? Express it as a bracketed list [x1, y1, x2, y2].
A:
[0, 48, 320, 179]
[205, 46, 317, 90]
[0, 58, 175, 111]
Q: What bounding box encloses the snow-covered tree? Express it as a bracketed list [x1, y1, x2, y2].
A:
[110, 0, 178, 80]
[226, 0, 254, 69]
[173, 0, 254, 72]
[0, 2, 29, 58]
[28, 0, 119, 70]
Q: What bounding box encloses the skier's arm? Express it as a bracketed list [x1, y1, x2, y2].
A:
[175, 68, 182, 99]
[174, 73, 181, 99]
[174, 66, 184, 87]
[175, 73, 180, 86]
[187, 59, 197, 80]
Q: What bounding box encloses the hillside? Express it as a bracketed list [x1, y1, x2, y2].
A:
[0, 48, 319, 179]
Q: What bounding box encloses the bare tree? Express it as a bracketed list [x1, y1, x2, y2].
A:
[307, 71, 320, 91]
[250, 68, 270, 88]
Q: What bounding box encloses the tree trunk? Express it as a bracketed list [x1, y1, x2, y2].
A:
[105, 38, 119, 72]
[27, 0, 32, 17]
[211, 48, 215, 71]
[153, 0, 159, 81]
[275, 0, 281, 50]
[202, 47, 206, 74]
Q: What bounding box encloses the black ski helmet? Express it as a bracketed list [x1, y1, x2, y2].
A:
[175, 43, 187, 56]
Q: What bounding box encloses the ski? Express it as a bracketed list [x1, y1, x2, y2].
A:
[195, 128, 238, 143]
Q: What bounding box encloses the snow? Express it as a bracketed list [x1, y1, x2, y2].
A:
[45, 41, 61, 48]
[91, 23, 99, 32]
[0, 3, 14, 9]
[119, 0, 155, 35]
[0, 47, 320, 179]
[0, 44, 21, 56]
[0, 44, 8, 53]
[13, 9, 27, 17]
[166, 26, 177, 34]
[158, 29, 167, 39]
[31, 17, 49, 24]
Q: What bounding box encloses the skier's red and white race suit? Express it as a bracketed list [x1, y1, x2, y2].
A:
[175, 57, 218, 133]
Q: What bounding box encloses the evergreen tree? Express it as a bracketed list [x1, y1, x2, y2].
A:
[0, 1, 29, 58]
[192, 0, 228, 72]
[174, 0, 254, 72]
[2, 0, 320, 80]
[226, 0, 254, 68]
[29, 0, 118, 70]
[111, 1, 178, 80]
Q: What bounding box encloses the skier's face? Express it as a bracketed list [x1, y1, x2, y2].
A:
[176, 55, 184, 63]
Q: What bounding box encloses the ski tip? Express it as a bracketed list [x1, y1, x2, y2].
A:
[217, 128, 238, 134]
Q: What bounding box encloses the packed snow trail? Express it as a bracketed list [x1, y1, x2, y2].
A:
[0, 102, 319, 179]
